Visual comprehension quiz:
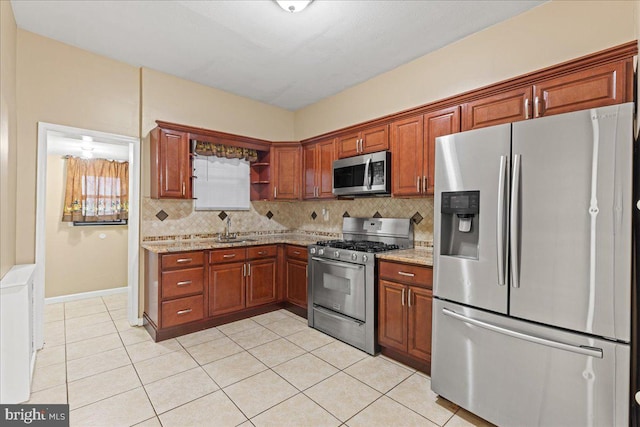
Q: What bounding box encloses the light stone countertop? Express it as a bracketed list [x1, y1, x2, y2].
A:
[376, 247, 434, 267]
[142, 234, 434, 267]
[141, 233, 330, 254]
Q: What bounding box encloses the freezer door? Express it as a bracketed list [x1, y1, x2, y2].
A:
[434, 124, 510, 313]
[432, 299, 630, 427]
[510, 103, 633, 341]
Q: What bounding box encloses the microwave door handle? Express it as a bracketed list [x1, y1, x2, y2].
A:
[364, 157, 372, 190]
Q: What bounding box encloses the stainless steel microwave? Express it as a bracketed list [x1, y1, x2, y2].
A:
[332, 151, 391, 196]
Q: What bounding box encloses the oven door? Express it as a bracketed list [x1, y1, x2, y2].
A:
[311, 257, 366, 322]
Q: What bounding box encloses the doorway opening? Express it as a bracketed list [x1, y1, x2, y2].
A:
[34, 122, 140, 349]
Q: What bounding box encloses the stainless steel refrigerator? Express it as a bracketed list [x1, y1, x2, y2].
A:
[432, 102, 637, 426]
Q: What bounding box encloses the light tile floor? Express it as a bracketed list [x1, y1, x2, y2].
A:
[28, 294, 494, 427]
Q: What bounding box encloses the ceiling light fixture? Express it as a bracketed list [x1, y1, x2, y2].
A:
[276, 0, 313, 13]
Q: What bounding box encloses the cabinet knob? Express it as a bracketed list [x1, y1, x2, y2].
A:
[423, 176, 427, 193]
[176, 258, 192, 263]
[534, 96, 540, 118]
[408, 289, 412, 307]
[524, 98, 530, 119]
[401, 288, 405, 306]
[222, 253, 236, 259]
[398, 271, 415, 277]
[176, 308, 192, 315]
[176, 280, 192, 287]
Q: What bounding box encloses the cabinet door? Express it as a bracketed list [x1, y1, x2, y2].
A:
[152, 129, 191, 199]
[423, 106, 460, 195]
[461, 87, 533, 131]
[407, 286, 432, 362]
[533, 61, 628, 118]
[246, 258, 277, 307]
[286, 258, 308, 308]
[209, 262, 245, 316]
[302, 144, 317, 199]
[391, 116, 424, 197]
[378, 280, 407, 352]
[361, 124, 389, 154]
[272, 145, 301, 200]
[337, 132, 361, 158]
[316, 139, 336, 199]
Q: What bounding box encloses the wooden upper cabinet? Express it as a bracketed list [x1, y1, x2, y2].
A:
[462, 58, 633, 132]
[150, 128, 192, 199]
[391, 107, 460, 197]
[424, 106, 460, 195]
[391, 116, 424, 197]
[533, 61, 628, 118]
[337, 124, 389, 158]
[271, 144, 301, 200]
[462, 87, 532, 131]
[303, 138, 336, 200]
[302, 144, 317, 199]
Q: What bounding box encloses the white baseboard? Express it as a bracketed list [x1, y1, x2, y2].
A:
[45, 286, 127, 304]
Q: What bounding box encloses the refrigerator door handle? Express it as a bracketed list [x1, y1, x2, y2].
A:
[442, 308, 603, 358]
[496, 155, 507, 286]
[510, 154, 521, 288]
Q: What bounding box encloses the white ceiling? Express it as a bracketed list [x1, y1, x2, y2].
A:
[47, 132, 130, 162]
[11, 0, 545, 111]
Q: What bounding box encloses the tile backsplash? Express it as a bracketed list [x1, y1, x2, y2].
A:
[142, 197, 434, 245]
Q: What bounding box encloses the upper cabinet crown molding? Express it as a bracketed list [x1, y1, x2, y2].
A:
[300, 40, 637, 145]
[154, 120, 272, 151]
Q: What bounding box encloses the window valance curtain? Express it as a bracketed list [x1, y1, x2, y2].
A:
[62, 157, 129, 222]
[193, 140, 258, 162]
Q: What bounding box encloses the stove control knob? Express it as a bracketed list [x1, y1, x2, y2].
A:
[318, 249, 324, 256]
[362, 255, 368, 263]
[310, 247, 316, 254]
[334, 251, 340, 257]
[351, 253, 358, 261]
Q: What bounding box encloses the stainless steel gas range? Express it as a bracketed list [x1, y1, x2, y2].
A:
[307, 217, 414, 354]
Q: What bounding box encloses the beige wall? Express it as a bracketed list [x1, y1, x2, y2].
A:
[44, 155, 128, 297]
[0, 1, 18, 278]
[294, 1, 638, 140]
[15, 30, 140, 266]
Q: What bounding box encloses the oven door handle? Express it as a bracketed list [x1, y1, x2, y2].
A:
[311, 257, 365, 270]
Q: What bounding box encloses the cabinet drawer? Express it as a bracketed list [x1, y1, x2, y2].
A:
[247, 245, 277, 259]
[161, 295, 204, 328]
[209, 248, 246, 263]
[286, 245, 308, 261]
[162, 251, 204, 269]
[379, 261, 432, 288]
[161, 267, 204, 299]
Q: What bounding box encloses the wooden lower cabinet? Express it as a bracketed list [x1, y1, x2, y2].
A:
[209, 246, 278, 315]
[209, 261, 246, 316]
[407, 286, 433, 361]
[246, 258, 277, 307]
[285, 245, 308, 309]
[143, 244, 312, 341]
[144, 250, 206, 338]
[378, 260, 433, 374]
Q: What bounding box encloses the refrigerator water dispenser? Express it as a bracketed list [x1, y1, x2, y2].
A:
[440, 191, 480, 259]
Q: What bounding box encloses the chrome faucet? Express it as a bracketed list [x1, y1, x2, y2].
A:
[219, 216, 237, 241]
